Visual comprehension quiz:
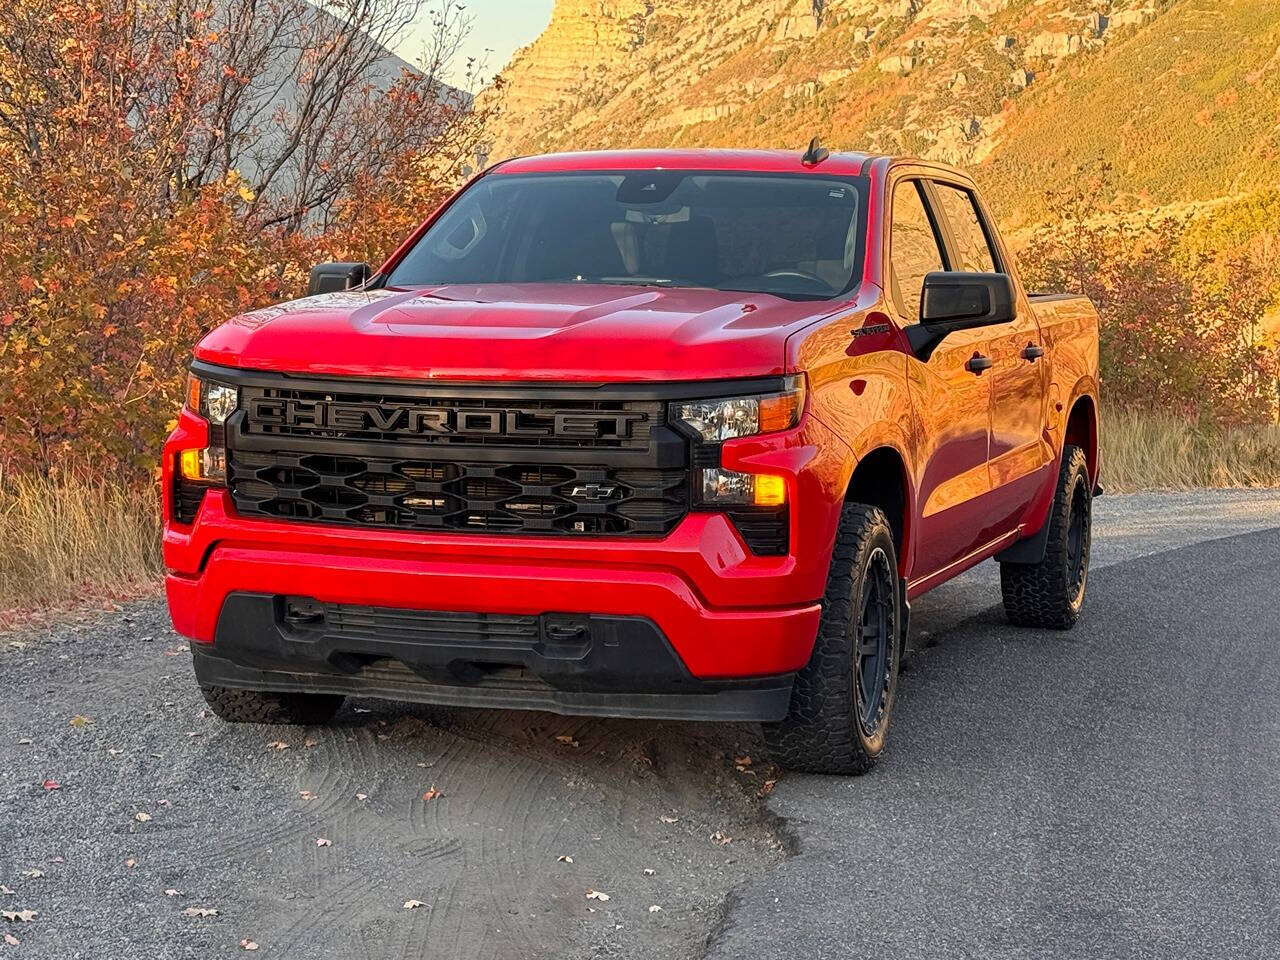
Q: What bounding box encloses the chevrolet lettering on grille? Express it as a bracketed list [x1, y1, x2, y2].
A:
[248, 398, 646, 441]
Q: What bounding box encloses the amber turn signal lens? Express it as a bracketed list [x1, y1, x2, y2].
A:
[179, 448, 204, 481]
[753, 474, 787, 507]
[186, 374, 202, 412]
[758, 390, 802, 433]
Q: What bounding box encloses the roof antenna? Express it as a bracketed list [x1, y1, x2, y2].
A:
[801, 136, 830, 166]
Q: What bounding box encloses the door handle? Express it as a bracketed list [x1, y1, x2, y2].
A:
[965, 353, 993, 375]
[1021, 343, 1045, 362]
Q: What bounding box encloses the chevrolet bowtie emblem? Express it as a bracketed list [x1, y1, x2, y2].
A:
[568, 483, 618, 501]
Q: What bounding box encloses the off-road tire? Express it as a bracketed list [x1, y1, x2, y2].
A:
[1000, 444, 1092, 630]
[199, 684, 344, 725]
[764, 504, 901, 775]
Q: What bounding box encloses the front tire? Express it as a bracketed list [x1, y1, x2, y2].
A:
[199, 684, 344, 725]
[1000, 444, 1092, 629]
[764, 504, 901, 775]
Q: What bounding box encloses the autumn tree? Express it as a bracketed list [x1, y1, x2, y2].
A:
[0, 0, 492, 475]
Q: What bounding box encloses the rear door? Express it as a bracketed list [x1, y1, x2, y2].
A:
[892, 178, 993, 580]
[930, 181, 1051, 530]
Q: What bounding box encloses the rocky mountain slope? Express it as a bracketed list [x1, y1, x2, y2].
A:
[482, 0, 1280, 243]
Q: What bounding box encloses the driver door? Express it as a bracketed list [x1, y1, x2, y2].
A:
[891, 179, 993, 580]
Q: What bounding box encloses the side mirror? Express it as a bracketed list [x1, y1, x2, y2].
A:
[307, 262, 372, 297]
[905, 272, 1016, 361]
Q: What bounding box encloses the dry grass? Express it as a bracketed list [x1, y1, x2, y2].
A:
[0, 469, 164, 616]
[1103, 410, 1280, 493]
[1, 411, 1277, 618]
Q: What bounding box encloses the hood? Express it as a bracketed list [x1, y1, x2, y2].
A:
[194, 283, 836, 382]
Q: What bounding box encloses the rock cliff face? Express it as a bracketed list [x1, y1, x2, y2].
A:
[484, 0, 1162, 163]
[482, 0, 1280, 234]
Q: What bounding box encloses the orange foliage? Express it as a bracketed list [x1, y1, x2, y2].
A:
[0, 0, 487, 476]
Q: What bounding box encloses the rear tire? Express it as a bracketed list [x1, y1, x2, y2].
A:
[199, 684, 344, 725]
[764, 504, 901, 775]
[1000, 445, 1092, 630]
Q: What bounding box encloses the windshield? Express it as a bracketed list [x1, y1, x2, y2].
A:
[385, 171, 867, 300]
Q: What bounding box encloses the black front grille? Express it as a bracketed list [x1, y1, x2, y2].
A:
[228, 444, 688, 537]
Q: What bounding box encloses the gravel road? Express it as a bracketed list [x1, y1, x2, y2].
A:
[2, 491, 1277, 959]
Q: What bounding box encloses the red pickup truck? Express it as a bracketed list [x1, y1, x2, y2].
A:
[163, 148, 1100, 774]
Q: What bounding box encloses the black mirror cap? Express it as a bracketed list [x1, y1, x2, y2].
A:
[920, 271, 1016, 325]
[307, 262, 372, 297]
[906, 272, 1017, 361]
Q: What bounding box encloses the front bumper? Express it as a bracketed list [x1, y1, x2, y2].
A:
[192, 593, 795, 721]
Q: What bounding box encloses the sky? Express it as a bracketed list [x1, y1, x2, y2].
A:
[396, 0, 554, 85]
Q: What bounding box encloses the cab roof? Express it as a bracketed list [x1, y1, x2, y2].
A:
[492, 148, 880, 177]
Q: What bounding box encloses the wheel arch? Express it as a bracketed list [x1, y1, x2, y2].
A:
[843, 445, 913, 574]
[1064, 391, 1099, 485]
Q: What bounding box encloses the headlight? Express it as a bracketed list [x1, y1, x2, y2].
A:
[176, 372, 236, 495]
[185, 373, 239, 424]
[673, 375, 805, 442]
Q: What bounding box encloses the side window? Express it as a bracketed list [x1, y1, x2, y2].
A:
[889, 181, 946, 321]
[932, 183, 998, 274]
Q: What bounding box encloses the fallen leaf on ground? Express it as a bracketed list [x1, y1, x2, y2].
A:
[19, 871, 41, 879]
[182, 907, 217, 918]
[3, 933, 17, 946]
[642, 869, 655, 876]
[304, 739, 317, 748]
[402, 900, 425, 910]
[557, 855, 573, 863]
[585, 889, 610, 901]
[298, 791, 316, 801]
[658, 816, 678, 824]
[17, 739, 31, 746]
[757, 779, 777, 799]
[107, 748, 124, 756]
[554, 734, 579, 747]
[125, 859, 137, 868]
[103, 600, 122, 612]
[0, 886, 12, 895]
[41, 779, 60, 791]
[165, 889, 182, 897]
[734, 755, 751, 767]
[240, 939, 259, 950]
[69, 715, 93, 728]
[1, 911, 37, 923]
[422, 787, 442, 801]
[710, 831, 732, 845]
[135, 812, 152, 822]
[649, 905, 662, 913]
[355, 793, 368, 801]
[315, 838, 331, 847]
[265, 741, 289, 751]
